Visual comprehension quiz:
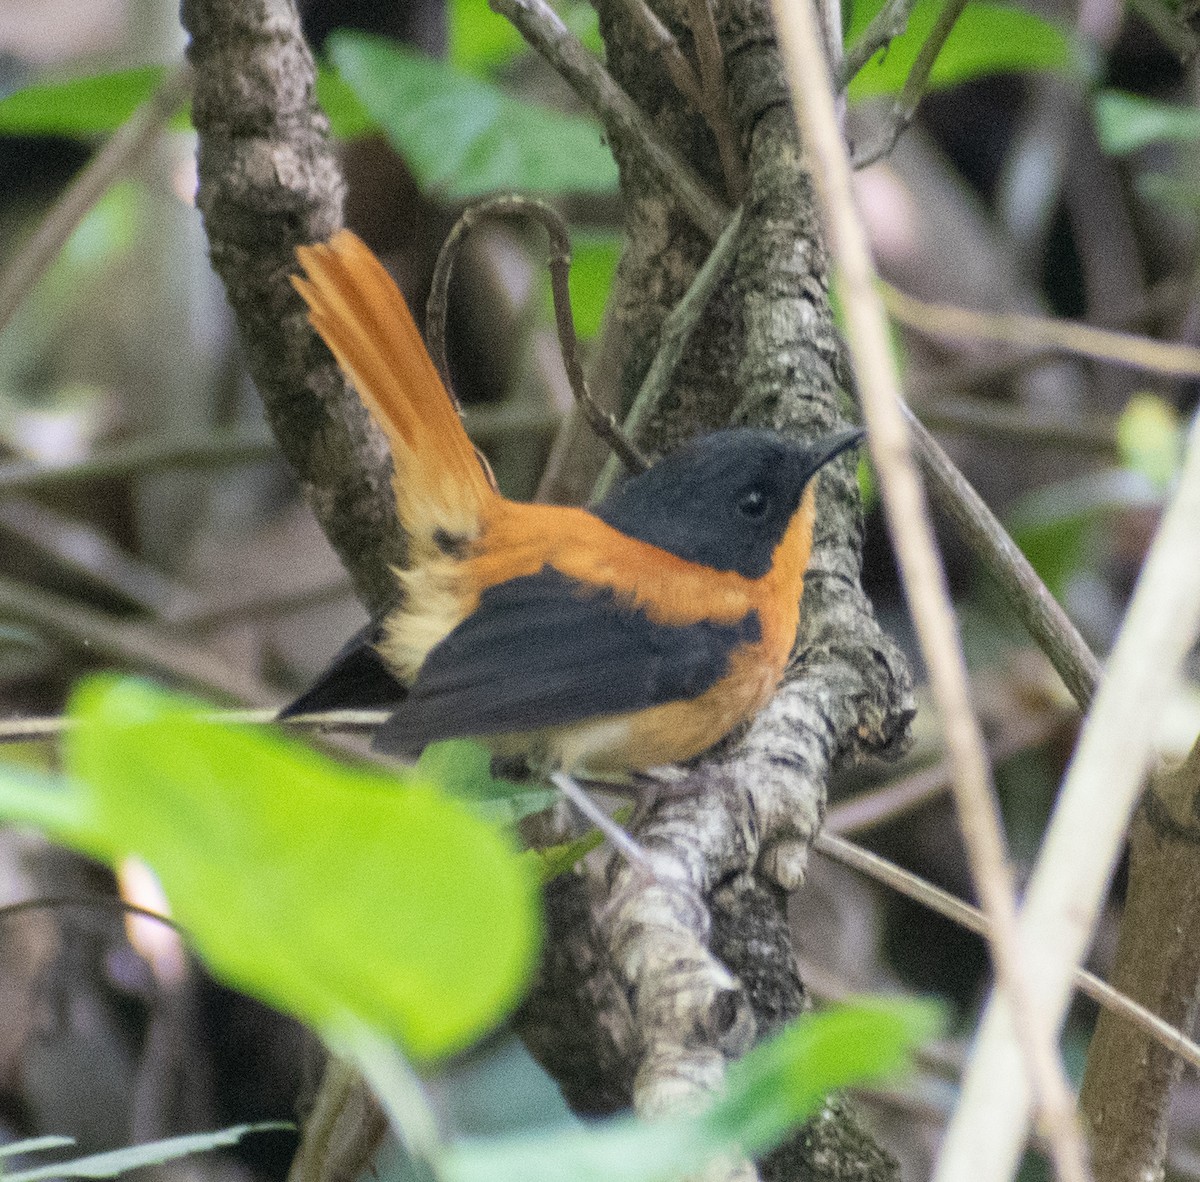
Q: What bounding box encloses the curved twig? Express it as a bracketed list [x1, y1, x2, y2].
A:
[428, 194, 648, 475]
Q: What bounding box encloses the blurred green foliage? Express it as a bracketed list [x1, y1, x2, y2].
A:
[846, 0, 1074, 100]
[442, 997, 941, 1182]
[0, 676, 540, 1061]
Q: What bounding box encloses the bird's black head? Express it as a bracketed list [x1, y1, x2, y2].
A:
[593, 427, 864, 578]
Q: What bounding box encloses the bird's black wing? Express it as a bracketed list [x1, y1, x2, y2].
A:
[278, 622, 406, 719]
[374, 567, 759, 754]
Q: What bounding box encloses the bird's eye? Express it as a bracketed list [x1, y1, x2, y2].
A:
[738, 488, 769, 519]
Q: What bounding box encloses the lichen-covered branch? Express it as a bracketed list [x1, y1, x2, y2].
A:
[181, 0, 403, 616]
[510, 1, 913, 1178]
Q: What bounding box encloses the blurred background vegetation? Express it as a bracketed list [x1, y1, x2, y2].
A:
[0, 0, 1197, 1178]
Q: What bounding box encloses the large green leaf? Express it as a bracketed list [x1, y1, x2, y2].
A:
[328, 31, 619, 197]
[442, 997, 941, 1182]
[0, 62, 371, 141]
[847, 0, 1073, 101]
[0, 66, 182, 136]
[1094, 89, 1200, 155]
[0, 676, 539, 1061]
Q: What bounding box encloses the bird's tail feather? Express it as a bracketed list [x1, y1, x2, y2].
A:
[292, 230, 494, 556]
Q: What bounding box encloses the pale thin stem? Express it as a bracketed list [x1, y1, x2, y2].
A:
[814, 833, 1200, 1078]
[885, 282, 1200, 376]
[0, 65, 191, 338]
[934, 415, 1200, 1181]
[549, 772, 654, 872]
[0, 706, 391, 746]
[768, 1, 1090, 1178]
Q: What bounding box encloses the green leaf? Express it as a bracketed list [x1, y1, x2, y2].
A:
[847, 0, 1073, 101]
[328, 31, 619, 197]
[18, 676, 540, 1061]
[552, 233, 621, 340]
[449, 0, 528, 75]
[0, 66, 186, 137]
[4, 1124, 290, 1182]
[1116, 392, 1182, 492]
[417, 739, 555, 824]
[314, 62, 377, 139]
[441, 997, 941, 1182]
[1094, 89, 1200, 155]
[1009, 468, 1161, 596]
[705, 998, 941, 1151]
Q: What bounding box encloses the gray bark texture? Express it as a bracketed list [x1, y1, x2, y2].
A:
[182, 0, 404, 617]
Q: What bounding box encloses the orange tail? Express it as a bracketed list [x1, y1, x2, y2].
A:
[292, 230, 495, 558]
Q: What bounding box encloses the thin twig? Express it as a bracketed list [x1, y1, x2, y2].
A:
[907, 408, 1101, 710]
[0, 428, 277, 495]
[769, 1, 1090, 1179]
[681, 0, 747, 198]
[0, 65, 191, 338]
[592, 205, 744, 499]
[0, 498, 204, 619]
[0, 894, 179, 929]
[913, 396, 1117, 454]
[885, 282, 1200, 376]
[934, 415, 1200, 1181]
[489, 0, 728, 240]
[0, 574, 275, 705]
[613, 0, 745, 197]
[850, 0, 970, 168]
[839, 0, 921, 88]
[814, 832, 1200, 1078]
[550, 772, 654, 872]
[0, 706, 392, 746]
[428, 194, 648, 475]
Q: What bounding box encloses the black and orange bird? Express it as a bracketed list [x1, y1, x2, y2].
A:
[283, 230, 862, 777]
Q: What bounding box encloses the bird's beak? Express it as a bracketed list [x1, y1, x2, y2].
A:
[803, 427, 866, 480]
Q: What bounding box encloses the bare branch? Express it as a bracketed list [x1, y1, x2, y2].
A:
[428, 194, 648, 475]
[593, 205, 745, 499]
[885, 283, 1200, 376]
[815, 833, 1200, 1078]
[839, 0, 920, 88]
[488, 0, 728, 240]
